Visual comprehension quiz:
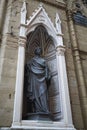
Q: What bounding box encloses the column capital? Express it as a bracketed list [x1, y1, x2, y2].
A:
[56, 33, 64, 37]
[18, 37, 27, 48]
[56, 45, 65, 56]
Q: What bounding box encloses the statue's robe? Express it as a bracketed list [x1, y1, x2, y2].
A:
[25, 56, 50, 113]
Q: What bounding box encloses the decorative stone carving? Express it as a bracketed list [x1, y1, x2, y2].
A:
[18, 38, 26, 48]
[26, 4, 57, 39]
[21, 1, 27, 25]
[56, 45, 65, 56]
[55, 13, 62, 34]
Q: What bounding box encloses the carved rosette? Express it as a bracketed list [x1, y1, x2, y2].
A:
[56, 45, 65, 56]
[18, 38, 26, 48]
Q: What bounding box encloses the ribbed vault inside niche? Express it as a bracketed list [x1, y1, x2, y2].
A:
[23, 25, 61, 121]
[26, 25, 54, 60]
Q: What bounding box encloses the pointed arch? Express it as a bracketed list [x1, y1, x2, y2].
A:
[26, 5, 58, 47]
[26, 25, 55, 57]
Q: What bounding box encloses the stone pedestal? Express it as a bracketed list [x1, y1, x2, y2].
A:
[24, 113, 52, 121]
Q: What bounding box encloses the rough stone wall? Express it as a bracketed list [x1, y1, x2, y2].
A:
[66, 0, 87, 129]
[81, 53, 87, 87]
[0, 0, 86, 129]
[74, 24, 87, 129]
[0, 0, 21, 126]
[62, 17, 84, 130]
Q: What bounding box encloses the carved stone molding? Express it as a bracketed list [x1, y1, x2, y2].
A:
[26, 4, 57, 37]
[56, 45, 65, 56]
[18, 38, 26, 48]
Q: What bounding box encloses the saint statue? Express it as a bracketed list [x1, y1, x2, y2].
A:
[24, 47, 51, 116]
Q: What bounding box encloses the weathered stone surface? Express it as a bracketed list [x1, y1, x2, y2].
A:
[75, 25, 87, 52]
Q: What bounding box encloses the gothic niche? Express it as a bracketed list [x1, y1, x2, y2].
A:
[22, 25, 61, 121]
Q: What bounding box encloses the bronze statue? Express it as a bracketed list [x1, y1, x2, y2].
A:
[24, 47, 51, 116]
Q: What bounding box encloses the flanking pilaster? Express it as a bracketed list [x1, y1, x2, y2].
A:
[12, 37, 26, 126]
[12, 1, 27, 126]
[56, 45, 74, 128]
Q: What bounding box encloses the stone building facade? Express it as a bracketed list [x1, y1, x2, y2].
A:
[0, 0, 87, 130]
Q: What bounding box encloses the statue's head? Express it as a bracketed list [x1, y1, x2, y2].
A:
[34, 47, 42, 56]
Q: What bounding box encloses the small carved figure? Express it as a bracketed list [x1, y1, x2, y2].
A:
[24, 47, 51, 114]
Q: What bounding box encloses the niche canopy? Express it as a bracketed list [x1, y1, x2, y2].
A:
[26, 3, 58, 39]
[12, 2, 76, 130]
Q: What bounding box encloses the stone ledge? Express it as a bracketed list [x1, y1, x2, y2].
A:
[11, 121, 76, 130]
[0, 128, 10, 130]
[0, 128, 76, 130]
